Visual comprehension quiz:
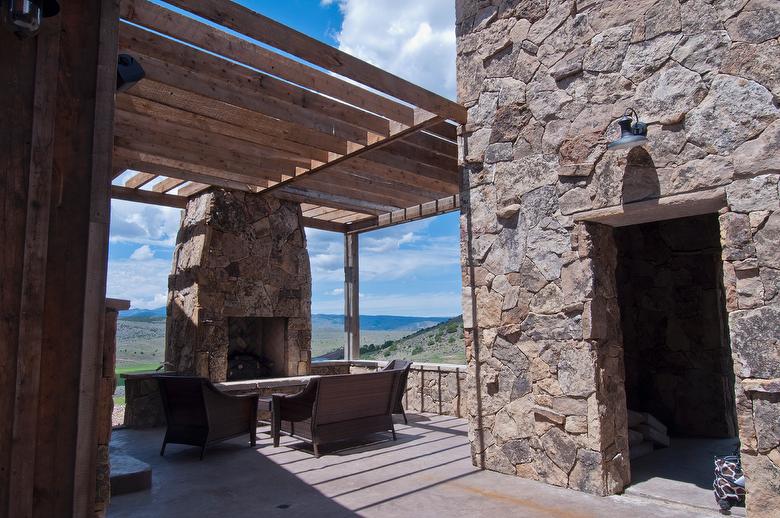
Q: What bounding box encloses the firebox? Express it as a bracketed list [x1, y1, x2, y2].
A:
[227, 317, 288, 380]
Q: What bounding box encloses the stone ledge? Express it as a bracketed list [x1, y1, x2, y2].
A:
[742, 378, 780, 393]
[215, 375, 316, 392]
[573, 189, 727, 227]
[314, 359, 467, 373]
[110, 453, 151, 496]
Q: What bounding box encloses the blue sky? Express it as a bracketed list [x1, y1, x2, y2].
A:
[106, 0, 460, 317]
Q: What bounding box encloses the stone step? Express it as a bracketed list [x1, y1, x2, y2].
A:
[110, 453, 152, 496]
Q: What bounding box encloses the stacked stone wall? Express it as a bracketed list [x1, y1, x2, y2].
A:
[456, 0, 779, 508]
[167, 190, 312, 381]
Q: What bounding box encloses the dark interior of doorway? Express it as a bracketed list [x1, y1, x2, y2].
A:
[613, 213, 741, 513]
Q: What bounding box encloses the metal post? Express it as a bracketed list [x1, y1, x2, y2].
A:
[343, 233, 360, 360]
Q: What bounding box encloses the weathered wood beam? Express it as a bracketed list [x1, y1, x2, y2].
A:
[300, 217, 347, 233]
[178, 182, 211, 197]
[115, 109, 313, 168]
[8, 21, 61, 518]
[275, 186, 397, 215]
[347, 195, 461, 234]
[116, 95, 330, 162]
[401, 130, 458, 159]
[119, 0, 414, 125]
[111, 185, 187, 208]
[151, 177, 186, 193]
[114, 128, 285, 183]
[295, 172, 426, 209]
[124, 171, 155, 189]
[118, 22, 393, 138]
[265, 114, 446, 194]
[127, 80, 349, 155]
[164, 0, 467, 123]
[113, 148, 263, 192]
[123, 51, 374, 145]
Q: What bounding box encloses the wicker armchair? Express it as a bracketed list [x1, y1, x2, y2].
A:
[382, 359, 412, 423]
[157, 375, 258, 459]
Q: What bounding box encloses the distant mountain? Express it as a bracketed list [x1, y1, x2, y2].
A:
[312, 314, 451, 331]
[119, 307, 167, 322]
[119, 309, 452, 332]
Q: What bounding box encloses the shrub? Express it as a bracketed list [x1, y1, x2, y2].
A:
[412, 346, 424, 355]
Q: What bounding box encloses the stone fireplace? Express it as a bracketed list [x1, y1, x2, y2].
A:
[166, 189, 312, 382]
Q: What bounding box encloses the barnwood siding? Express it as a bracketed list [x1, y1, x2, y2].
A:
[0, 1, 119, 516]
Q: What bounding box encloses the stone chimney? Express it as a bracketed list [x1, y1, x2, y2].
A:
[166, 189, 312, 381]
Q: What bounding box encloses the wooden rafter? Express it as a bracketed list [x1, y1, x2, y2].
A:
[111, 0, 464, 233]
[162, 0, 467, 123]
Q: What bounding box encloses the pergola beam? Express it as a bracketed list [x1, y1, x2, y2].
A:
[111, 0, 464, 237]
[263, 113, 446, 194]
[347, 195, 461, 234]
[163, 0, 467, 123]
[111, 185, 188, 208]
[119, 0, 415, 126]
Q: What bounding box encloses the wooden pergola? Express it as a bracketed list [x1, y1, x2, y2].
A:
[110, 0, 465, 234]
[1, 1, 465, 515]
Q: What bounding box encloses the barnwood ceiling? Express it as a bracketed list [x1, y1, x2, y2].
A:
[110, 0, 464, 233]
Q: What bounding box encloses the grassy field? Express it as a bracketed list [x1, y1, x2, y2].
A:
[114, 314, 465, 378]
[115, 363, 161, 387]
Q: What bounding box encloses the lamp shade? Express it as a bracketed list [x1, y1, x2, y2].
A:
[607, 110, 648, 151]
[117, 54, 146, 92]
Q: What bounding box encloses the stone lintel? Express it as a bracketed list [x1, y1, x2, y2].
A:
[573, 189, 727, 227]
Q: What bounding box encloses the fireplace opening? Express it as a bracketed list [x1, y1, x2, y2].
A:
[227, 317, 288, 380]
[613, 214, 739, 508]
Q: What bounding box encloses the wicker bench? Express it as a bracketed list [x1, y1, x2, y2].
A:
[271, 369, 401, 457]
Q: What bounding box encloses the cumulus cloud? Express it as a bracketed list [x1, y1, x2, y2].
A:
[329, 0, 456, 99]
[110, 199, 182, 247]
[130, 245, 155, 261]
[106, 257, 171, 309]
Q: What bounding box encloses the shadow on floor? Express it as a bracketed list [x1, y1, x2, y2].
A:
[626, 437, 744, 515]
[109, 429, 360, 518]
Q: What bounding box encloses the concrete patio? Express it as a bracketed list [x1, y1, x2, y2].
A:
[109, 414, 726, 517]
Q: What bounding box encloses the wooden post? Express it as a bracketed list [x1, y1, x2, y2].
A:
[0, 1, 120, 516]
[344, 233, 360, 360]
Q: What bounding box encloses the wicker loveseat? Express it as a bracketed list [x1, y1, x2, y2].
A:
[271, 369, 401, 457]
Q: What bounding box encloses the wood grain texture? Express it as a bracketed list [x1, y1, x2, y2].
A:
[163, 0, 466, 123]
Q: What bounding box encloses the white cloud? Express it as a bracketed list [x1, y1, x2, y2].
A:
[330, 0, 456, 99]
[328, 288, 345, 296]
[130, 245, 155, 261]
[362, 231, 418, 253]
[360, 291, 461, 317]
[106, 257, 171, 309]
[110, 199, 182, 247]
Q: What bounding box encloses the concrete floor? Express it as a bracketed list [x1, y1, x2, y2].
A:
[109, 414, 727, 518]
[627, 437, 745, 516]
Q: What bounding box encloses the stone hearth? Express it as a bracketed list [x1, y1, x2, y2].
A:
[166, 189, 312, 382]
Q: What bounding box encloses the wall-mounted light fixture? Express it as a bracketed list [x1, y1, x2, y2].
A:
[607, 108, 648, 151]
[2, 0, 59, 37]
[117, 54, 146, 92]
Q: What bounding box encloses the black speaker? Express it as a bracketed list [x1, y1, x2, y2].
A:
[117, 54, 145, 92]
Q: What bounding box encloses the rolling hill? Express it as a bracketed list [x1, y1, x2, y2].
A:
[115, 309, 461, 365]
[315, 316, 465, 364]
